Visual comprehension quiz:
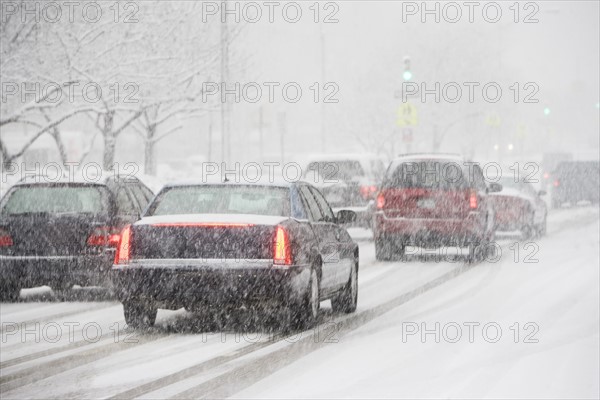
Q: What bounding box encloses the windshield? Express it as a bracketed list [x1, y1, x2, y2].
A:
[148, 185, 291, 217]
[387, 161, 469, 189]
[0, 185, 110, 215]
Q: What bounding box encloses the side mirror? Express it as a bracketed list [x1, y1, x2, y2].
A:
[336, 209, 357, 224]
[488, 182, 503, 193]
[538, 190, 547, 196]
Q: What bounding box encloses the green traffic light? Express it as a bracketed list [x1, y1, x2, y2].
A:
[403, 70, 413, 81]
[543, 107, 551, 116]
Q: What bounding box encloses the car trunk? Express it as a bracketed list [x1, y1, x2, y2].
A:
[1, 213, 110, 256]
[381, 188, 472, 219]
[131, 223, 275, 260]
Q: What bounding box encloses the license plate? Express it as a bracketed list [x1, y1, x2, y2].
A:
[417, 198, 436, 209]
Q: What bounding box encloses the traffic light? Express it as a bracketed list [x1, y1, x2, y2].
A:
[543, 107, 551, 116]
[403, 56, 412, 81]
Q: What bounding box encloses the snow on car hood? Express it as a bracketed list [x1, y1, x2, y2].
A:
[136, 213, 289, 226]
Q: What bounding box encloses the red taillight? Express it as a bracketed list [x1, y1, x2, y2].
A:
[0, 229, 13, 247]
[469, 190, 478, 209]
[376, 193, 386, 209]
[360, 185, 378, 199]
[273, 226, 291, 266]
[114, 225, 132, 265]
[553, 180, 560, 187]
[87, 227, 121, 247]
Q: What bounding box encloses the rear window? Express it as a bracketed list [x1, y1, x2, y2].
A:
[147, 185, 291, 217]
[385, 161, 469, 189]
[0, 185, 110, 215]
[305, 161, 365, 182]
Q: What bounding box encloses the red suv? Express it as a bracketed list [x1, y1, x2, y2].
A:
[373, 154, 502, 262]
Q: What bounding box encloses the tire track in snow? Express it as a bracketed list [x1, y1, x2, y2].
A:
[0, 331, 169, 392]
[0, 302, 115, 334]
[108, 260, 473, 399]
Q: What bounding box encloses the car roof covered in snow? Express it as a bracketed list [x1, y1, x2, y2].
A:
[10, 172, 139, 186]
[159, 176, 311, 190]
[303, 153, 385, 162]
[388, 153, 468, 171]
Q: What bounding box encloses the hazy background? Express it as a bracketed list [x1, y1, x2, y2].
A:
[1, 0, 598, 175]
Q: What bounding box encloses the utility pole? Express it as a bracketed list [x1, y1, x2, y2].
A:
[320, 23, 326, 152]
[220, 2, 230, 163]
[259, 105, 264, 161]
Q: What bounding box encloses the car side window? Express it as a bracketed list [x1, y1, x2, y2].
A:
[309, 186, 335, 222]
[472, 165, 486, 190]
[115, 187, 138, 216]
[141, 185, 154, 202]
[299, 185, 323, 222]
[130, 185, 150, 211]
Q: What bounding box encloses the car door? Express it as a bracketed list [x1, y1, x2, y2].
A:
[308, 185, 352, 288]
[522, 182, 546, 225]
[298, 185, 340, 294]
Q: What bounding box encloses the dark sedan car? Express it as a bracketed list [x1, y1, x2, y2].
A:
[0, 174, 154, 301]
[111, 180, 359, 329]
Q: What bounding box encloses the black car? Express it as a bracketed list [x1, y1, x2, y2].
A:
[0, 174, 155, 301]
[551, 161, 600, 208]
[111, 181, 359, 329]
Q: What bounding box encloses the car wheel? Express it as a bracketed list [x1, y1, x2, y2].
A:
[123, 301, 157, 328]
[52, 283, 73, 301]
[467, 242, 485, 263]
[0, 282, 21, 302]
[291, 268, 320, 330]
[551, 198, 561, 209]
[521, 213, 535, 240]
[375, 238, 393, 261]
[331, 261, 358, 314]
[536, 215, 547, 237]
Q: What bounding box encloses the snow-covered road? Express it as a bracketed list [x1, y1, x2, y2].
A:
[1, 206, 598, 399]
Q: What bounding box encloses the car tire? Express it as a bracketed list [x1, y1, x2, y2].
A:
[467, 242, 485, 263]
[0, 282, 21, 302]
[375, 238, 393, 261]
[52, 283, 73, 301]
[331, 261, 358, 314]
[123, 301, 157, 328]
[291, 268, 320, 330]
[536, 215, 547, 237]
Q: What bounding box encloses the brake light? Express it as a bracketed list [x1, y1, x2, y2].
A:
[553, 180, 560, 187]
[360, 185, 377, 199]
[0, 229, 13, 247]
[469, 190, 478, 209]
[376, 193, 386, 209]
[273, 226, 291, 266]
[87, 227, 121, 247]
[114, 225, 132, 264]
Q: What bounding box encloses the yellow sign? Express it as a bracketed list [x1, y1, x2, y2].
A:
[397, 102, 418, 127]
